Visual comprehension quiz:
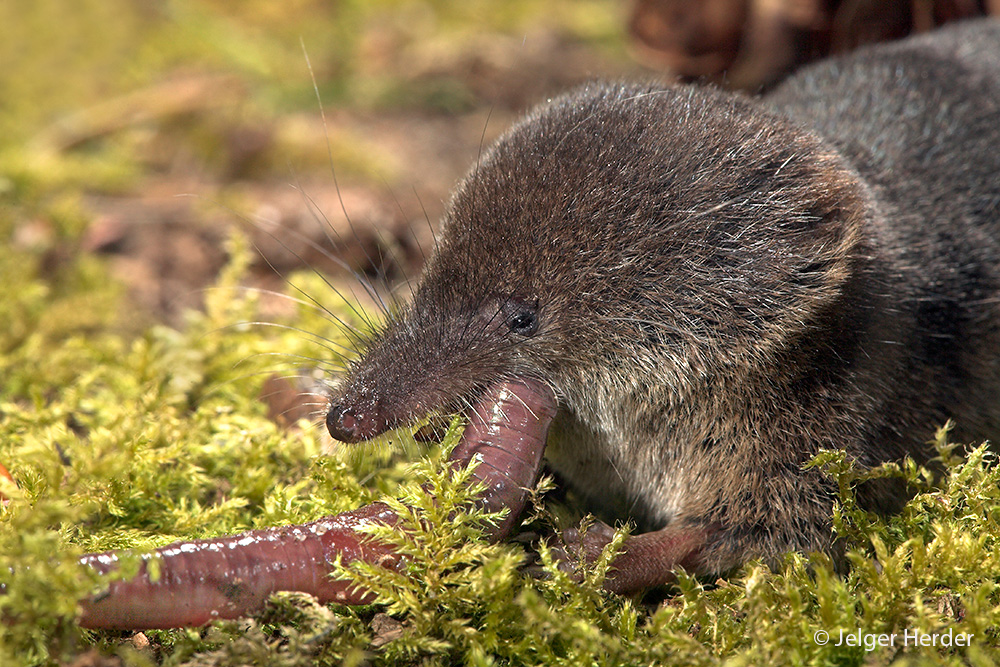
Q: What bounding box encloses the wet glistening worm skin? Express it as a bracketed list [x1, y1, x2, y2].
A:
[77, 379, 555, 630]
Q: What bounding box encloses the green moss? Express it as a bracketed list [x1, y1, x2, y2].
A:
[2, 2, 998, 664]
[2, 228, 1000, 665]
[0, 217, 998, 667]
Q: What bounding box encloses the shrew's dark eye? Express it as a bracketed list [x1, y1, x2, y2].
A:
[510, 311, 538, 335]
[503, 298, 540, 337]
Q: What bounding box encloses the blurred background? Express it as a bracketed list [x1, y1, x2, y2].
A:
[2, 0, 996, 332]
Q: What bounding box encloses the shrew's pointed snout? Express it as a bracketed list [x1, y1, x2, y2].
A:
[326, 404, 386, 443]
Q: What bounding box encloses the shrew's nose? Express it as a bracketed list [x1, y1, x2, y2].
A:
[326, 405, 374, 443]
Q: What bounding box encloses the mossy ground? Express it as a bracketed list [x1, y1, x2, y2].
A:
[2, 2, 999, 666]
[2, 234, 999, 667]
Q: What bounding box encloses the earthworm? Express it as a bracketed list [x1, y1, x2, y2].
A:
[77, 378, 556, 629]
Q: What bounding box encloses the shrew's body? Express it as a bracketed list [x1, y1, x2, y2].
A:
[77, 21, 1000, 630]
[328, 20, 1000, 589]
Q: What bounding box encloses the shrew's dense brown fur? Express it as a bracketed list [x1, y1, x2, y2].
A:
[328, 20, 1000, 586]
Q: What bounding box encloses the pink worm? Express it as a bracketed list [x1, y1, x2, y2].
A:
[78, 379, 556, 629]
